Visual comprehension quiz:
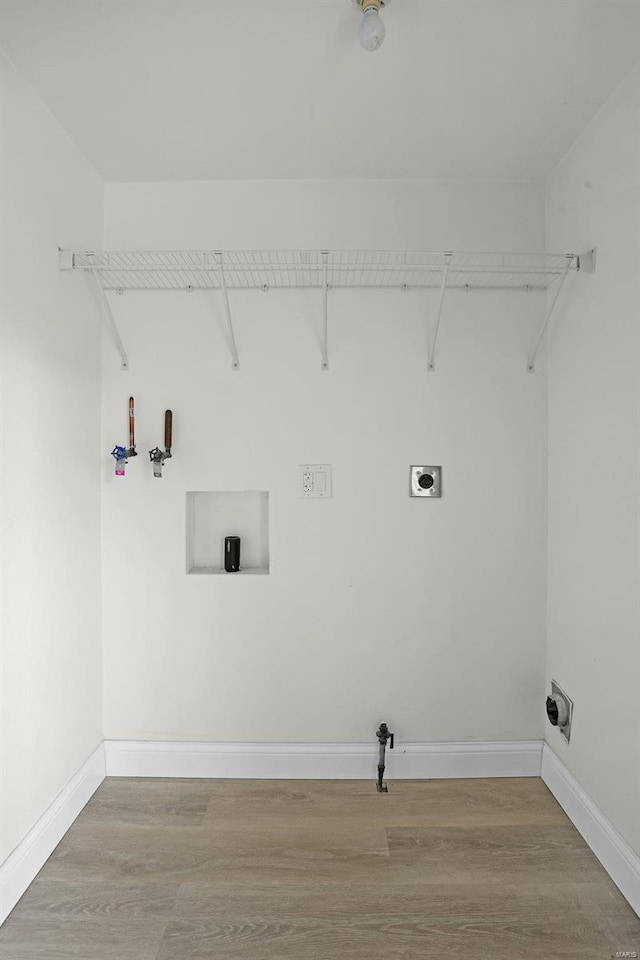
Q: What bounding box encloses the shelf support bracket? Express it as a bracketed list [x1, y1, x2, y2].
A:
[427, 257, 451, 372]
[577, 248, 596, 274]
[526, 261, 572, 373]
[216, 254, 240, 370]
[58, 248, 74, 271]
[90, 270, 129, 370]
[321, 251, 329, 371]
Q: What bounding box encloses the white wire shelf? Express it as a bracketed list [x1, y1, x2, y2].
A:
[64, 249, 586, 292]
[61, 247, 595, 374]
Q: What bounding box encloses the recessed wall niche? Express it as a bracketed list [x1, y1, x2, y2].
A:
[186, 491, 269, 575]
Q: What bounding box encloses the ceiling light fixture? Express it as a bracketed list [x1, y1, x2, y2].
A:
[352, 0, 391, 53]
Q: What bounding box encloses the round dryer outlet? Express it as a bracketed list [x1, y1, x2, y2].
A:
[410, 465, 442, 497]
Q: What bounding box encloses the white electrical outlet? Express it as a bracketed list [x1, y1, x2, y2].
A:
[299, 464, 332, 498]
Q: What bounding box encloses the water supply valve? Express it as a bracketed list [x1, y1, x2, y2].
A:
[149, 447, 166, 478]
[376, 721, 394, 793]
[149, 409, 173, 478]
[111, 397, 138, 476]
[111, 445, 128, 477]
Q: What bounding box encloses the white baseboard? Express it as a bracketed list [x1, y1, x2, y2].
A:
[4, 739, 637, 928]
[0, 736, 540, 926]
[541, 743, 640, 916]
[0, 743, 105, 925]
[104, 738, 543, 779]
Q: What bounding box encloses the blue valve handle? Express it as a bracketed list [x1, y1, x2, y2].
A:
[111, 445, 127, 462]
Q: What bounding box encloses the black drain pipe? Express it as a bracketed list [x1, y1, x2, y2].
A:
[376, 722, 394, 792]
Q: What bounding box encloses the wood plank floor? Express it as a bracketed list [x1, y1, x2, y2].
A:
[2, 777, 638, 959]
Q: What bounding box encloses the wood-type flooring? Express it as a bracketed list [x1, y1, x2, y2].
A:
[2, 777, 638, 959]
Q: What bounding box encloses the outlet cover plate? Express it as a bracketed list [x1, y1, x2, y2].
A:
[551, 679, 573, 743]
[299, 464, 332, 498]
[410, 465, 442, 497]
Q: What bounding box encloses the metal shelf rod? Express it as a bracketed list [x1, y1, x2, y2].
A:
[82, 264, 573, 278]
[97, 283, 551, 293]
[219, 263, 568, 272]
[68, 248, 581, 260]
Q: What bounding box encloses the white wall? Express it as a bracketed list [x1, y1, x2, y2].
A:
[546, 67, 640, 855]
[102, 180, 547, 743]
[0, 57, 103, 862]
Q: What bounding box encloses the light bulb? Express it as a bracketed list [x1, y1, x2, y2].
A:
[359, 5, 386, 52]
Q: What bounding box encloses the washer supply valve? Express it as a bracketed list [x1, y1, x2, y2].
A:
[149, 409, 173, 478]
[376, 722, 394, 793]
[111, 445, 128, 477]
[111, 397, 137, 476]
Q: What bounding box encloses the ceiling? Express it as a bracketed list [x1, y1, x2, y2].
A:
[1, 0, 639, 182]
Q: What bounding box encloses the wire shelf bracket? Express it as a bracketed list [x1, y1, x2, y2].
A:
[216, 252, 240, 370]
[526, 261, 572, 373]
[576, 248, 597, 275]
[525, 248, 594, 372]
[321, 251, 329, 371]
[427, 256, 451, 372]
[89, 267, 129, 371]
